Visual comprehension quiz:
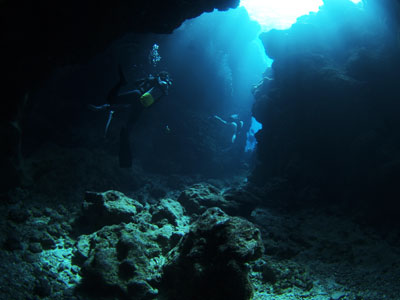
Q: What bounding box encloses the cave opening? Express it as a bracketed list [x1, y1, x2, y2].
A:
[241, 0, 363, 32]
[241, 0, 324, 31]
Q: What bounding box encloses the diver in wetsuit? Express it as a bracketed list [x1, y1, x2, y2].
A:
[212, 114, 244, 144]
[89, 66, 172, 167]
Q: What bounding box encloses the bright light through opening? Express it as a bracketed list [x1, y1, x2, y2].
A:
[240, 0, 363, 32]
[240, 0, 324, 31]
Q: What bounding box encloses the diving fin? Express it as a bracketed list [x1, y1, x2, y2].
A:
[119, 127, 132, 168]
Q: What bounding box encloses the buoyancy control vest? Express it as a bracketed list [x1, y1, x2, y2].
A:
[139, 80, 169, 107]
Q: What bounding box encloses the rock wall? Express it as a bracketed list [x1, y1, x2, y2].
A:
[251, 0, 400, 222]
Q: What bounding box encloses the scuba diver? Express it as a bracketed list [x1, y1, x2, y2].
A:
[212, 114, 244, 145]
[89, 65, 172, 168]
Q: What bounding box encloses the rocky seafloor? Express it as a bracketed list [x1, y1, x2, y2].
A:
[1, 143, 399, 300]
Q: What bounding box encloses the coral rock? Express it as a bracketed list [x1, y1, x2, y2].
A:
[161, 207, 264, 300]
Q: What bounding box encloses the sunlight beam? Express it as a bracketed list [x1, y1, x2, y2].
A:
[240, 0, 363, 32]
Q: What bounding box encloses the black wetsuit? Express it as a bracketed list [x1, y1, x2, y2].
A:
[116, 75, 170, 167]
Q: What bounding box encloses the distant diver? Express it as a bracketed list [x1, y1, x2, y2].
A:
[88, 65, 172, 168]
[212, 114, 244, 144]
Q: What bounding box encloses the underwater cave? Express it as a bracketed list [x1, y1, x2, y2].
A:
[1, 0, 400, 299]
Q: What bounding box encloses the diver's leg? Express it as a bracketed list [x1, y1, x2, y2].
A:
[118, 100, 144, 168]
[126, 97, 144, 132]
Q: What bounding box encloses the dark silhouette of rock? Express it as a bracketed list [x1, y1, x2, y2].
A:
[160, 207, 264, 300]
[251, 0, 400, 223]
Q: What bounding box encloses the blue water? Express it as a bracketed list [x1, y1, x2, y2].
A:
[245, 117, 263, 152]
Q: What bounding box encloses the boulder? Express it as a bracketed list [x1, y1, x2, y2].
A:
[77, 190, 143, 233]
[161, 207, 264, 300]
[177, 183, 236, 214]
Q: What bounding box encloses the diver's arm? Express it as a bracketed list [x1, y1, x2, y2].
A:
[213, 115, 228, 125]
[157, 77, 169, 95]
[231, 122, 238, 143]
[232, 133, 237, 144]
